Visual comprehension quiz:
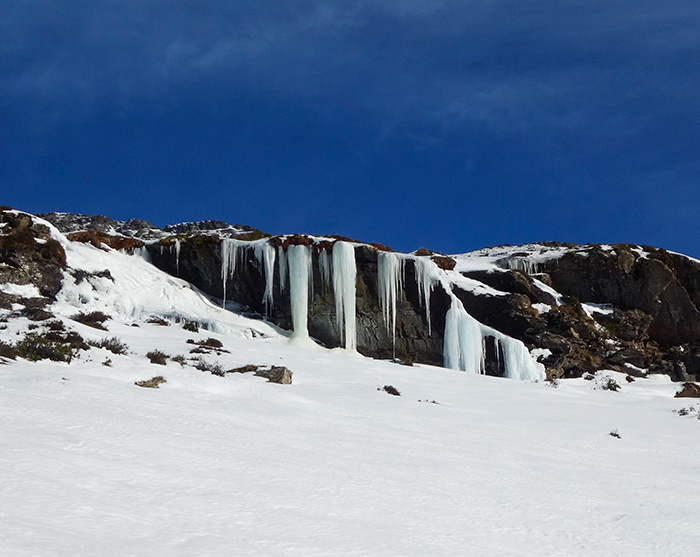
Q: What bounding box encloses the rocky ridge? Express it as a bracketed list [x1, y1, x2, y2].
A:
[5, 208, 700, 382]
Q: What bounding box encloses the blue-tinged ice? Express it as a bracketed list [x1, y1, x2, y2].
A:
[377, 252, 404, 358]
[331, 242, 357, 351]
[253, 242, 277, 317]
[287, 245, 312, 342]
[413, 257, 434, 334]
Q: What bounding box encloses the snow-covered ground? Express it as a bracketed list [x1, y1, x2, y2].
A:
[2, 327, 699, 556]
[1, 222, 699, 556]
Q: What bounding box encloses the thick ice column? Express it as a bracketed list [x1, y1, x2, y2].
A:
[377, 252, 404, 357]
[287, 244, 312, 341]
[443, 294, 545, 380]
[221, 239, 243, 308]
[443, 299, 484, 374]
[331, 241, 357, 351]
[497, 335, 545, 381]
[413, 257, 435, 334]
[253, 241, 277, 317]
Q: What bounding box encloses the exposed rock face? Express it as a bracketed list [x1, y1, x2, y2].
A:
[12, 208, 700, 382]
[39, 212, 266, 241]
[539, 245, 700, 346]
[0, 209, 66, 303]
[146, 239, 449, 366]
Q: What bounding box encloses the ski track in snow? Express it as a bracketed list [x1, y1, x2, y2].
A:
[1, 219, 699, 555]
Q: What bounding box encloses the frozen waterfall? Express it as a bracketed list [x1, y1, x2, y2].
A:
[173, 238, 181, 276]
[442, 295, 545, 381]
[377, 252, 404, 358]
[287, 245, 313, 342]
[221, 239, 245, 308]
[413, 257, 434, 334]
[331, 242, 357, 352]
[253, 242, 277, 317]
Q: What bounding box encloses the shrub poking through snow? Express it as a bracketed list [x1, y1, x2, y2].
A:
[380, 385, 401, 396]
[146, 316, 170, 326]
[90, 336, 129, 355]
[71, 311, 110, 330]
[609, 429, 621, 439]
[193, 357, 224, 376]
[146, 350, 169, 365]
[15, 332, 78, 363]
[171, 355, 187, 366]
[135, 376, 166, 389]
[600, 377, 621, 392]
[182, 321, 199, 333]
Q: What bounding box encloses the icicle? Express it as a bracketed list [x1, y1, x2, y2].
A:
[221, 239, 244, 308]
[413, 257, 435, 334]
[506, 256, 539, 275]
[443, 299, 484, 374]
[331, 242, 357, 351]
[377, 252, 404, 358]
[442, 295, 545, 380]
[253, 241, 277, 317]
[318, 249, 332, 294]
[287, 244, 312, 341]
[497, 335, 545, 381]
[278, 246, 287, 291]
[173, 238, 181, 276]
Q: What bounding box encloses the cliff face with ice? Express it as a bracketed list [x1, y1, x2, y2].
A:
[30, 210, 700, 382]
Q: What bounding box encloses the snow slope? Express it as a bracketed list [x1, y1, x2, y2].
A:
[1, 332, 699, 556]
[1, 222, 699, 556]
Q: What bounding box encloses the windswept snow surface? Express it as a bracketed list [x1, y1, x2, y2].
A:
[1, 233, 700, 555]
[1, 335, 699, 556]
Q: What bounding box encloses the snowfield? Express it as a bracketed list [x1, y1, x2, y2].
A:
[1, 221, 699, 556]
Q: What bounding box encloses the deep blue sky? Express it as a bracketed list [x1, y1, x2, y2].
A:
[2, 1, 699, 256]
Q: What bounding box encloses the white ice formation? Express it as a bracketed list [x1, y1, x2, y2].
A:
[221, 238, 245, 307]
[217, 237, 543, 380]
[377, 252, 404, 358]
[413, 257, 434, 334]
[286, 245, 313, 342]
[442, 294, 544, 380]
[331, 242, 357, 352]
[253, 242, 276, 317]
[173, 238, 181, 276]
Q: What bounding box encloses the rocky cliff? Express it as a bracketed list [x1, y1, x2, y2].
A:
[13, 209, 700, 382]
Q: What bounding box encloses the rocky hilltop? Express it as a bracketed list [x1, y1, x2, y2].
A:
[4, 207, 700, 382]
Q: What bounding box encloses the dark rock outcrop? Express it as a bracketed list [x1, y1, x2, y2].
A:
[0, 210, 66, 299]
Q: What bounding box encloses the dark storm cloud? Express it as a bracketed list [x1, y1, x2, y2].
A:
[4, 0, 699, 132]
[2, 0, 699, 255]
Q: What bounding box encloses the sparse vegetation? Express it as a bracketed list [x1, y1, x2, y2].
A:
[135, 376, 166, 389]
[15, 332, 78, 363]
[102, 358, 112, 367]
[171, 355, 187, 366]
[182, 321, 199, 333]
[146, 350, 169, 365]
[609, 429, 621, 439]
[193, 357, 224, 376]
[71, 311, 110, 330]
[146, 316, 170, 326]
[600, 376, 621, 392]
[89, 336, 129, 355]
